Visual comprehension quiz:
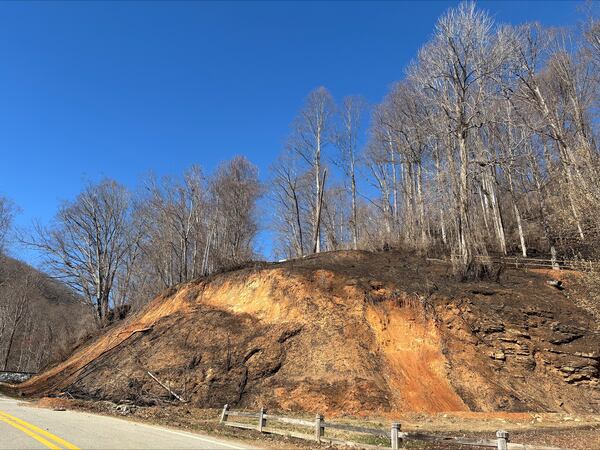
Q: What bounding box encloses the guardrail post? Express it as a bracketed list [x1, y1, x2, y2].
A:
[496, 430, 509, 450]
[220, 404, 229, 423]
[314, 414, 324, 442]
[391, 422, 401, 450]
[257, 407, 266, 432]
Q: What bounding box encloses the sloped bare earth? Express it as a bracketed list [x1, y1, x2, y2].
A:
[5, 250, 599, 416]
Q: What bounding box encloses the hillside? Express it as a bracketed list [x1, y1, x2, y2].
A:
[5, 250, 599, 415]
[0, 255, 94, 373]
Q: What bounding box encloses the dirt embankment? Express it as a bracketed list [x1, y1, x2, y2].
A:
[5, 250, 599, 415]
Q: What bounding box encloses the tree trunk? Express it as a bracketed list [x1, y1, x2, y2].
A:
[507, 171, 527, 257]
[457, 132, 471, 265]
[3, 322, 18, 370]
[350, 161, 358, 250]
[388, 133, 399, 230]
[293, 190, 304, 256]
[312, 169, 327, 254]
[416, 162, 426, 247]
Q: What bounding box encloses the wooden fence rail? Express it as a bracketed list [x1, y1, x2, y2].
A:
[428, 255, 600, 271]
[220, 405, 569, 450]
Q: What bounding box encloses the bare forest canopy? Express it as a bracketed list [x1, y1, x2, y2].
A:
[1, 2, 600, 327]
[0, 255, 94, 373]
[271, 3, 600, 274]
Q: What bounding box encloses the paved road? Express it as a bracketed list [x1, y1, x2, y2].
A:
[0, 394, 256, 449]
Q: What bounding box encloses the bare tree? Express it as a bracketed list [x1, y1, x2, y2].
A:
[136, 166, 207, 289]
[209, 156, 261, 269]
[270, 149, 311, 258]
[334, 96, 367, 250]
[586, 16, 600, 61]
[321, 183, 351, 251]
[289, 87, 335, 253]
[409, 2, 512, 269]
[0, 273, 36, 370]
[26, 179, 136, 324]
[387, 81, 431, 247]
[0, 196, 16, 254]
[508, 24, 600, 240]
[363, 142, 396, 241]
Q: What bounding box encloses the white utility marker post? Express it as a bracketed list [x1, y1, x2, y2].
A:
[496, 430, 509, 450]
[257, 408, 266, 432]
[391, 422, 401, 450]
[314, 414, 324, 442]
[220, 404, 229, 423]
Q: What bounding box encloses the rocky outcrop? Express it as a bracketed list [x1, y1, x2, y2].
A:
[438, 275, 600, 413]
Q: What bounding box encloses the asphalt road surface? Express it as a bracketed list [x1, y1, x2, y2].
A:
[0, 394, 255, 449]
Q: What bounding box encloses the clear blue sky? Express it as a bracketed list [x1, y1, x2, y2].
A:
[0, 0, 582, 262]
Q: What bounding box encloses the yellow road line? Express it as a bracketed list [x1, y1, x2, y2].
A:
[0, 410, 80, 450]
[0, 414, 61, 449]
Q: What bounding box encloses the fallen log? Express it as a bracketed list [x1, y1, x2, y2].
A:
[146, 371, 186, 402]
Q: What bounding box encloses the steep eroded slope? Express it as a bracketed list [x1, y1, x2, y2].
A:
[7, 251, 599, 415]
